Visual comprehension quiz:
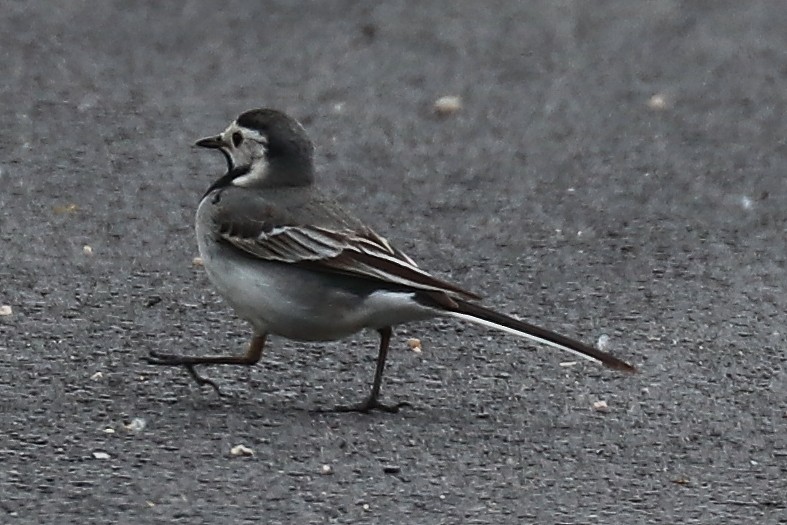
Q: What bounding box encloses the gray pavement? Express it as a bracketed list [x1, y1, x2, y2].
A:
[1, 1, 785, 523]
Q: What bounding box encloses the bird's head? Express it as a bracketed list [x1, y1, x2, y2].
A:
[196, 108, 314, 188]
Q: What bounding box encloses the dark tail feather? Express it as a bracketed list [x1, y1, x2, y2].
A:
[446, 298, 636, 373]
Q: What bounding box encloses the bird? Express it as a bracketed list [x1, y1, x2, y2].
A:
[145, 108, 635, 413]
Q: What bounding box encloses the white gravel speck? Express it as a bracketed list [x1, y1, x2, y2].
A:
[434, 95, 462, 116]
[740, 195, 753, 210]
[124, 418, 146, 432]
[230, 444, 254, 457]
[647, 93, 668, 110]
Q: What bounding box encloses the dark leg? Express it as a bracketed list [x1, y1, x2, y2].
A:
[145, 334, 267, 396]
[330, 327, 409, 413]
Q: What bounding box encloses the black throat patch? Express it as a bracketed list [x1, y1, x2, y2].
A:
[201, 165, 250, 201]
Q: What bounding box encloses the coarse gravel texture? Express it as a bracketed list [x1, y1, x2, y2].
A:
[1, 1, 785, 524]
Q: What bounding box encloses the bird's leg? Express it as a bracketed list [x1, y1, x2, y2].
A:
[330, 327, 410, 413]
[145, 334, 267, 396]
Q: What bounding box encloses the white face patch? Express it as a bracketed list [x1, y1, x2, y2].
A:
[231, 156, 269, 187]
[238, 126, 268, 144]
[222, 122, 270, 179]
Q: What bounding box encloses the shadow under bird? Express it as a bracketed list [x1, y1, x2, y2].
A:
[145, 108, 635, 412]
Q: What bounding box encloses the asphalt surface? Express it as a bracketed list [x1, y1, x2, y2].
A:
[1, 2, 786, 524]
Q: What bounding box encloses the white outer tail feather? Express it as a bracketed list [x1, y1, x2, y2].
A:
[447, 311, 601, 364]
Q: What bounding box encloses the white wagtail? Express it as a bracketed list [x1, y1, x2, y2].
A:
[146, 108, 635, 413]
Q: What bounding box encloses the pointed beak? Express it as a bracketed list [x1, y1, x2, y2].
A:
[195, 135, 227, 149]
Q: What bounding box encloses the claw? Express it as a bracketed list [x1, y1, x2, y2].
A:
[319, 398, 411, 414]
[184, 364, 229, 397]
[143, 351, 184, 366]
[143, 351, 228, 397]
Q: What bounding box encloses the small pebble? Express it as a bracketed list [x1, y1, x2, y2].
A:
[434, 95, 462, 116]
[90, 371, 103, 381]
[740, 195, 753, 210]
[597, 334, 610, 351]
[321, 464, 332, 475]
[53, 203, 79, 214]
[0, 305, 12, 316]
[92, 451, 110, 460]
[647, 93, 668, 110]
[83, 245, 93, 255]
[406, 338, 422, 353]
[592, 400, 609, 412]
[124, 418, 146, 432]
[230, 444, 254, 457]
[192, 256, 204, 267]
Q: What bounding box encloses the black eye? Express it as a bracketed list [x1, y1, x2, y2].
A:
[231, 131, 243, 147]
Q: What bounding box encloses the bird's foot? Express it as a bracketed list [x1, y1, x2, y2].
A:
[143, 352, 229, 397]
[321, 396, 411, 414]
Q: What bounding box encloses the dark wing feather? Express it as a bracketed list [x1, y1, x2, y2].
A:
[218, 222, 480, 300]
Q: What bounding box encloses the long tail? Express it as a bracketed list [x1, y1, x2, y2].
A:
[445, 298, 636, 373]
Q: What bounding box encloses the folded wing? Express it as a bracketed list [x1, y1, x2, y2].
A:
[218, 221, 481, 300]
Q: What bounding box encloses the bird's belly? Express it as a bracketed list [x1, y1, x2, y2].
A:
[196, 234, 435, 341]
